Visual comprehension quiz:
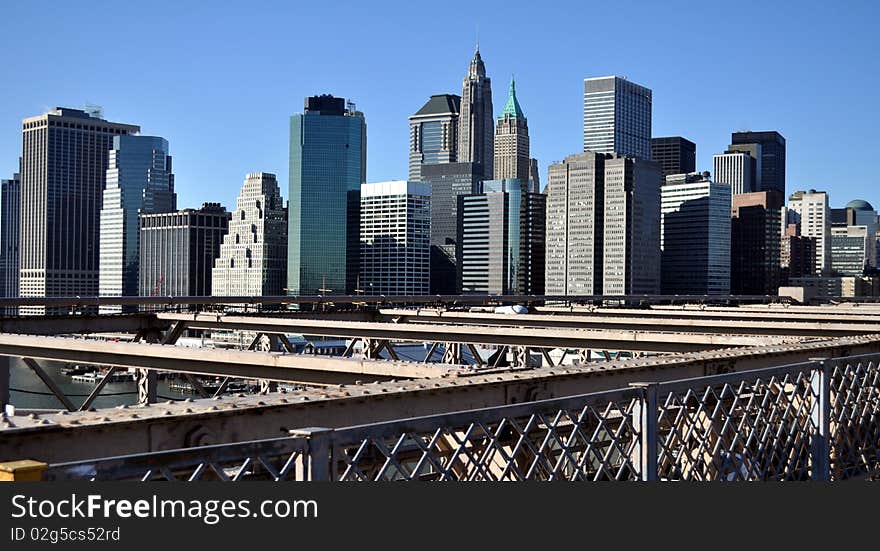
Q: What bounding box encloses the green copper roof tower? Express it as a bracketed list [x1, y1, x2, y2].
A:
[500, 77, 525, 119]
[494, 77, 531, 188]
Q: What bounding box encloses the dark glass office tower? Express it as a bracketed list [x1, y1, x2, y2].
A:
[731, 191, 784, 294]
[288, 95, 366, 296]
[651, 136, 696, 177]
[731, 131, 786, 194]
[408, 94, 460, 182]
[457, 179, 546, 295]
[421, 162, 482, 293]
[0, 171, 20, 314]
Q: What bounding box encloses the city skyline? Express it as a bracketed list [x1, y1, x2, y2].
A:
[0, 2, 877, 211]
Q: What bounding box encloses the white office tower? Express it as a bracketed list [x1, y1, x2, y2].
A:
[582, 76, 652, 160]
[787, 190, 831, 274]
[211, 173, 287, 298]
[713, 150, 757, 195]
[360, 181, 431, 295]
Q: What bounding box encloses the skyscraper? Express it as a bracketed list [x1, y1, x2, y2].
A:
[458, 48, 494, 181]
[408, 94, 460, 182]
[493, 78, 530, 184]
[99, 135, 176, 313]
[20, 107, 139, 314]
[731, 191, 783, 294]
[660, 173, 731, 295]
[0, 172, 21, 313]
[546, 152, 661, 295]
[528, 158, 540, 193]
[838, 200, 878, 267]
[583, 76, 652, 160]
[731, 131, 786, 193]
[212, 173, 287, 298]
[288, 95, 366, 296]
[360, 181, 431, 295]
[781, 223, 816, 284]
[421, 162, 482, 293]
[713, 150, 758, 195]
[830, 226, 869, 276]
[651, 137, 696, 177]
[787, 190, 830, 274]
[457, 179, 546, 295]
[139, 203, 229, 299]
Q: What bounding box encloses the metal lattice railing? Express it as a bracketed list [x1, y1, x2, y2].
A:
[328, 389, 642, 481]
[655, 364, 820, 481]
[828, 355, 880, 480]
[43, 353, 880, 482]
[44, 435, 312, 481]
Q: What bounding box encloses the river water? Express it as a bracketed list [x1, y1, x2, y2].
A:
[8, 358, 191, 410]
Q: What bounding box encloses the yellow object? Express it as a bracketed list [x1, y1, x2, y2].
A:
[0, 460, 47, 481]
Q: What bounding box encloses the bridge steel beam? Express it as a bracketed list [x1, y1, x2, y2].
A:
[156, 313, 791, 353]
[0, 314, 170, 337]
[2, 334, 878, 464]
[0, 334, 464, 388]
[379, 309, 880, 337]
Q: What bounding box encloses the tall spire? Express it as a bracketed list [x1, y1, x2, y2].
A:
[469, 48, 485, 78]
[501, 76, 525, 119]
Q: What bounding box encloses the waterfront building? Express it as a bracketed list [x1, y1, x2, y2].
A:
[582, 76, 652, 160]
[787, 190, 831, 274]
[651, 137, 696, 177]
[408, 94, 460, 182]
[731, 191, 783, 294]
[731, 131, 786, 193]
[458, 48, 494, 181]
[0, 172, 20, 314]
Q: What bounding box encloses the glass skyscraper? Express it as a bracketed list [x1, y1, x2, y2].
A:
[660, 174, 731, 295]
[408, 94, 460, 181]
[583, 76, 652, 160]
[99, 135, 176, 312]
[457, 179, 546, 295]
[288, 95, 366, 296]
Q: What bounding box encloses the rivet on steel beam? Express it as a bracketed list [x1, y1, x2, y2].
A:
[162, 410, 172, 416]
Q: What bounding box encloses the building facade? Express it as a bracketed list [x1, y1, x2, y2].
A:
[731, 191, 783, 294]
[651, 137, 696, 177]
[787, 190, 831, 274]
[660, 174, 731, 295]
[359, 181, 430, 295]
[421, 161, 482, 293]
[493, 79, 530, 184]
[19, 107, 139, 314]
[99, 135, 176, 313]
[408, 94, 460, 182]
[731, 131, 786, 194]
[457, 179, 546, 295]
[288, 95, 366, 296]
[0, 172, 21, 313]
[781, 223, 817, 284]
[138, 203, 229, 298]
[713, 150, 757, 195]
[212, 173, 287, 298]
[546, 152, 661, 295]
[830, 225, 869, 276]
[458, 48, 494, 181]
[839, 200, 878, 267]
[583, 76, 652, 160]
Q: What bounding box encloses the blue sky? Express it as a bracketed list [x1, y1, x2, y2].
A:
[0, 0, 877, 209]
